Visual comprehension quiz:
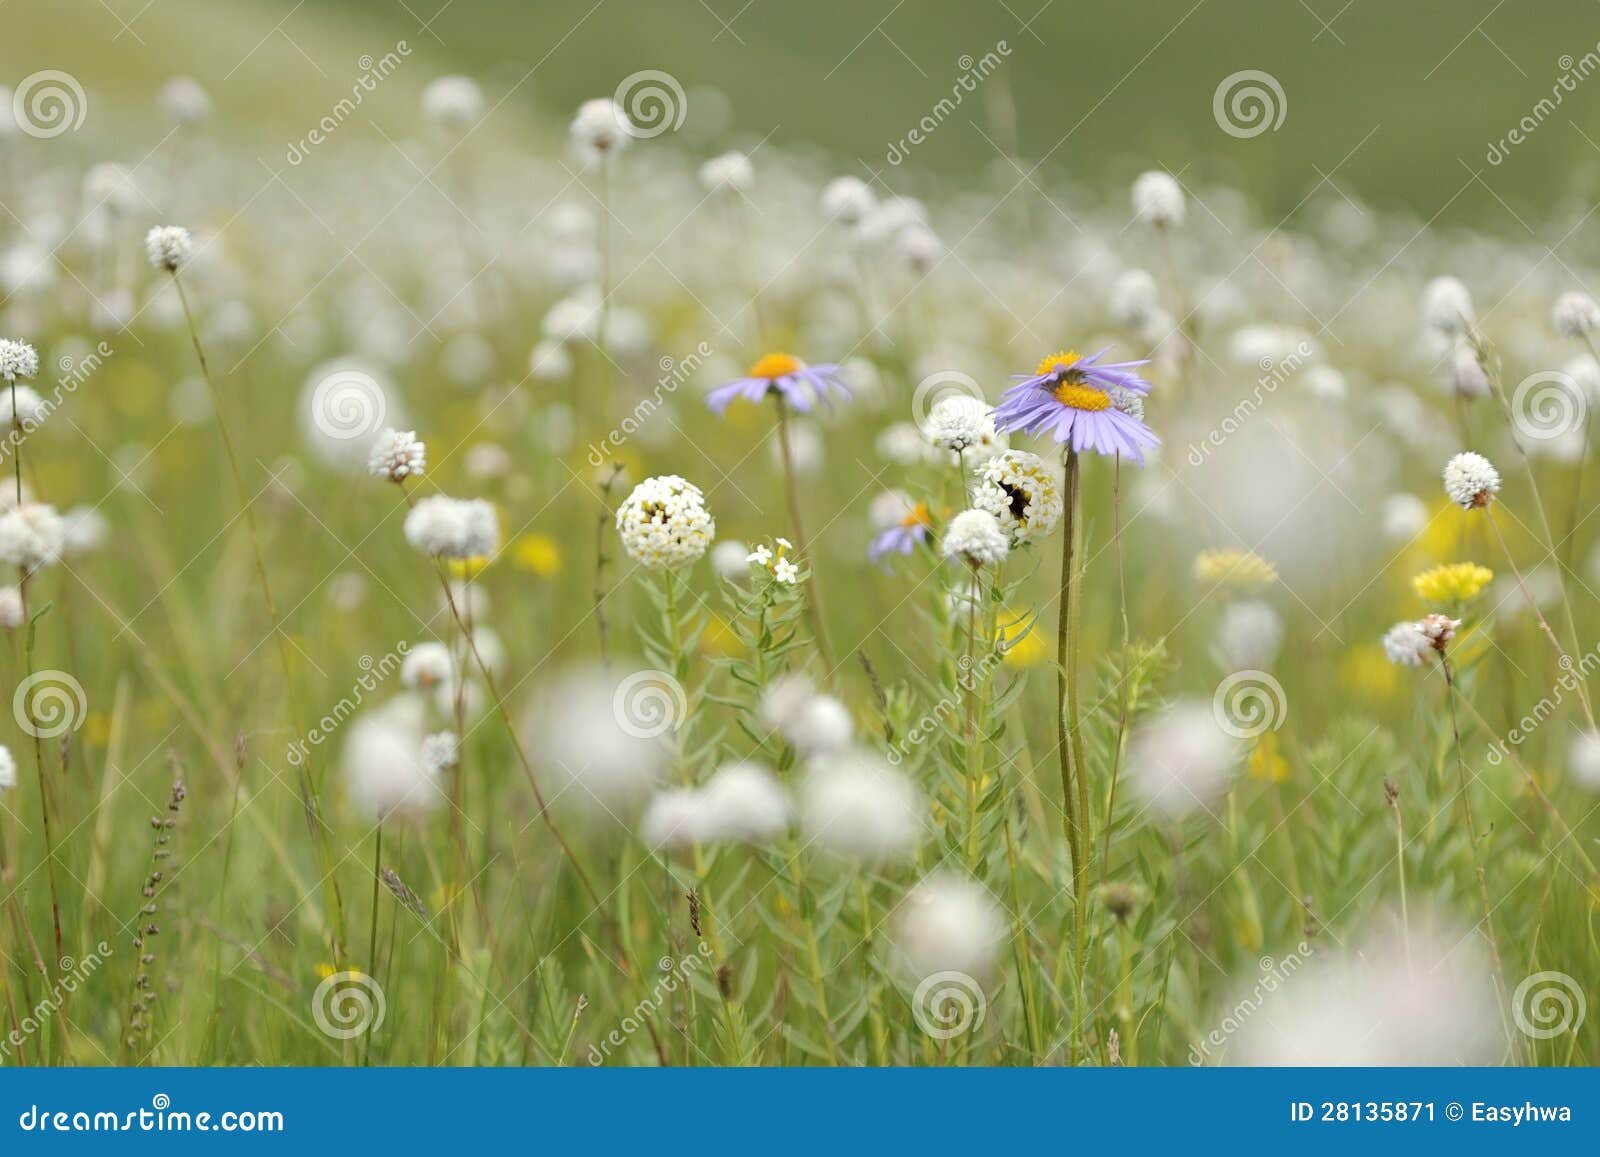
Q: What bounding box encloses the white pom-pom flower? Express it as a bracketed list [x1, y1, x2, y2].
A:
[615, 475, 715, 569]
[800, 749, 923, 860]
[0, 502, 65, 573]
[699, 151, 753, 193]
[145, 225, 193, 273]
[368, 428, 425, 482]
[403, 495, 499, 559]
[421, 76, 485, 130]
[1443, 451, 1500, 510]
[1131, 170, 1186, 227]
[941, 509, 1009, 568]
[1553, 291, 1600, 338]
[895, 872, 1006, 981]
[0, 338, 39, 383]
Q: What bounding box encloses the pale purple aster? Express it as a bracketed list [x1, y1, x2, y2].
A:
[991, 347, 1160, 463]
[707, 352, 851, 416]
[868, 501, 933, 565]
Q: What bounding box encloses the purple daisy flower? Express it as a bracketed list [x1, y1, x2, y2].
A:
[991, 347, 1160, 463]
[868, 501, 933, 565]
[706, 352, 851, 416]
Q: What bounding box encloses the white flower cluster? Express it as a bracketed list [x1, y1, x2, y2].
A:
[144, 225, 193, 273]
[615, 475, 714, 569]
[746, 537, 800, 584]
[941, 509, 1008, 567]
[1552, 291, 1600, 338]
[0, 338, 39, 383]
[1442, 451, 1500, 510]
[368, 428, 426, 482]
[923, 394, 993, 453]
[403, 494, 499, 559]
[698, 150, 753, 193]
[970, 449, 1063, 545]
[421, 76, 485, 131]
[759, 673, 854, 756]
[570, 97, 630, 162]
[799, 748, 922, 860]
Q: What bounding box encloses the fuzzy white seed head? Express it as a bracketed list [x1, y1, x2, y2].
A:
[1109, 268, 1160, 329]
[0, 745, 14, 790]
[709, 539, 750, 581]
[615, 475, 715, 569]
[0, 502, 65, 573]
[0, 338, 39, 383]
[1568, 729, 1600, 790]
[970, 449, 1063, 545]
[421, 76, 485, 130]
[0, 585, 22, 631]
[1553, 290, 1600, 338]
[941, 509, 1009, 567]
[1215, 600, 1284, 670]
[403, 494, 499, 559]
[368, 428, 426, 482]
[1132, 170, 1186, 227]
[144, 225, 193, 273]
[342, 696, 442, 822]
[400, 641, 454, 689]
[1380, 493, 1428, 541]
[1382, 620, 1433, 667]
[419, 731, 461, 775]
[699, 150, 753, 193]
[699, 761, 790, 841]
[0, 384, 46, 428]
[525, 667, 669, 815]
[1445, 342, 1490, 399]
[820, 176, 876, 224]
[159, 75, 212, 125]
[1421, 275, 1474, 336]
[800, 749, 923, 860]
[896, 872, 1006, 982]
[1125, 701, 1242, 819]
[1442, 451, 1500, 510]
[570, 98, 631, 160]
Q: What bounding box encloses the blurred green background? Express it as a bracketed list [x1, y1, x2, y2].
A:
[8, 0, 1600, 222]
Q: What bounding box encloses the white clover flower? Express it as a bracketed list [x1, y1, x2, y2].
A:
[699, 761, 789, 841]
[923, 394, 992, 452]
[615, 475, 715, 569]
[570, 97, 630, 161]
[698, 150, 753, 193]
[1553, 291, 1600, 338]
[0, 502, 65, 573]
[0, 745, 14, 790]
[144, 225, 193, 273]
[896, 872, 1006, 982]
[0, 338, 38, 383]
[820, 175, 875, 224]
[421, 75, 485, 130]
[403, 494, 499, 559]
[941, 509, 1008, 567]
[1442, 451, 1500, 510]
[0, 384, 46, 428]
[1131, 170, 1186, 227]
[800, 749, 923, 860]
[159, 75, 212, 125]
[0, 585, 21, 630]
[1382, 620, 1433, 667]
[367, 428, 426, 482]
[1568, 729, 1600, 790]
[970, 449, 1063, 545]
[1125, 701, 1241, 818]
[1421, 275, 1474, 336]
[342, 696, 442, 822]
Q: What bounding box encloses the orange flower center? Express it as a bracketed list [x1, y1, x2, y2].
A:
[1052, 382, 1110, 411]
[900, 502, 931, 528]
[750, 352, 802, 379]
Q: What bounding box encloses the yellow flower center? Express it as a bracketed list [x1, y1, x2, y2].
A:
[1036, 348, 1082, 377]
[750, 352, 802, 379]
[1052, 382, 1110, 411]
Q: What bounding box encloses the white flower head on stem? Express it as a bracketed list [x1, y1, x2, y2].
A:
[0, 339, 38, 383]
[970, 449, 1063, 546]
[941, 509, 1008, 568]
[145, 225, 193, 273]
[1443, 451, 1500, 510]
[368, 428, 426, 483]
[403, 494, 499, 560]
[615, 475, 715, 570]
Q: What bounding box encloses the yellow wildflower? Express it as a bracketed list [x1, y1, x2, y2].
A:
[996, 609, 1048, 667]
[446, 556, 490, 580]
[512, 533, 563, 578]
[1412, 562, 1492, 603]
[1194, 548, 1278, 587]
[1247, 731, 1290, 783]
